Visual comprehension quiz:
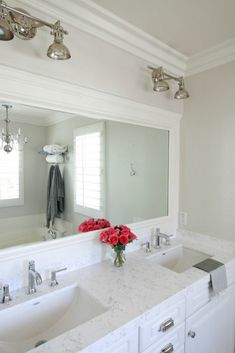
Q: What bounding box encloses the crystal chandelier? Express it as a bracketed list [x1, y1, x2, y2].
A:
[0, 104, 28, 153]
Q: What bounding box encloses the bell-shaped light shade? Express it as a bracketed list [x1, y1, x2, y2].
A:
[0, 17, 14, 41]
[153, 80, 169, 92]
[174, 80, 190, 99]
[47, 41, 71, 60]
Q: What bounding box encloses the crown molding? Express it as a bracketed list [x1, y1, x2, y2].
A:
[186, 39, 235, 76]
[18, 0, 187, 76]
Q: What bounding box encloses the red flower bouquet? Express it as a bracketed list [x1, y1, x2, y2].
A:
[78, 218, 111, 232]
[99, 225, 137, 267]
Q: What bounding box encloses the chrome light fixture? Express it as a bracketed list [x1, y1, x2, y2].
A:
[0, 104, 28, 153]
[148, 66, 189, 99]
[0, 1, 71, 60]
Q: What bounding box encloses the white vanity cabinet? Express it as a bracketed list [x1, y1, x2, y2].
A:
[185, 289, 235, 353]
[103, 330, 139, 353]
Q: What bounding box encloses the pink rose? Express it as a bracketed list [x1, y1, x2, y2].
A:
[129, 232, 137, 240]
[120, 229, 130, 237]
[104, 220, 111, 227]
[109, 234, 119, 246]
[100, 231, 109, 243]
[119, 234, 129, 245]
[93, 224, 101, 230]
[87, 218, 95, 226]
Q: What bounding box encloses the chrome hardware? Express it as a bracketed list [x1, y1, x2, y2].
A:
[2, 284, 12, 303]
[48, 228, 57, 239]
[188, 330, 196, 338]
[50, 267, 67, 286]
[28, 260, 42, 294]
[142, 241, 151, 253]
[161, 343, 174, 353]
[159, 318, 174, 332]
[154, 228, 173, 248]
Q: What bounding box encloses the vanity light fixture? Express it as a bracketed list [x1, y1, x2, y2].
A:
[0, 1, 71, 60]
[148, 66, 189, 99]
[0, 104, 28, 153]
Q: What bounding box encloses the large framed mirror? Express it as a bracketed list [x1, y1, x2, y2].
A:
[0, 102, 169, 250]
[0, 66, 181, 257]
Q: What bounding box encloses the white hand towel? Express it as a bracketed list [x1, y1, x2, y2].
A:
[43, 144, 67, 155]
[46, 154, 64, 164]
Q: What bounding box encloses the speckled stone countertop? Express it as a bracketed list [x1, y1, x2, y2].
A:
[2, 230, 235, 353]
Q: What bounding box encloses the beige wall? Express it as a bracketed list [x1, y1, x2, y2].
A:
[180, 61, 235, 241]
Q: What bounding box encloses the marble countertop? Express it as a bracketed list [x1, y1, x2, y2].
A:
[2, 230, 235, 353]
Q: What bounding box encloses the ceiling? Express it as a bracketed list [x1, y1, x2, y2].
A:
[0, 103, 75, 126]
[92, 0, 235, 56]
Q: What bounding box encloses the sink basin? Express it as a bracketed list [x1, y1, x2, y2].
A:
[0, 284, 107, 353]
[146, 245, 212, 273]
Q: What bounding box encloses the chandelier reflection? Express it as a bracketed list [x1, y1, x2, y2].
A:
[0, 104, 28, 153]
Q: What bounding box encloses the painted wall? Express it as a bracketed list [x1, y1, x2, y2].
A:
[0, 121, 47, 218]
[180, 61, 235, 241]
[0, 1, 183, 116]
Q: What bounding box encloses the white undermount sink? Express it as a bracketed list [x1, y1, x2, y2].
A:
[0, 284, 107, 353]
[146, 244, 212, 273]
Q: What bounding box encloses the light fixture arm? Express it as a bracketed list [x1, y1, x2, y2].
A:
[148, 66, 182, 83]
[0, 1, 67, 33]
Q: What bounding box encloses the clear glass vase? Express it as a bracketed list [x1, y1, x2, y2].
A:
[113, 246, 126, 267]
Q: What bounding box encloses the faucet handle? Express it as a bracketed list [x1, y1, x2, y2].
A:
[29, 260, 35, 270]
[2, 284, 12, 304]
[141, 241, 151, 253]
[51, 267, 67, 287]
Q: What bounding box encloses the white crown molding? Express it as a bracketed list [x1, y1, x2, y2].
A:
[18, 0, 187, 76]
[186, 39, 235, 76]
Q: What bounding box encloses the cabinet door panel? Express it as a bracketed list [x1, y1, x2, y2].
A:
[102, 330, 139, 353]
[186, 291, 234, 353]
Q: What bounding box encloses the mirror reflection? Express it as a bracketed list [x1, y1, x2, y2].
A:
[0, 103, 169, 250]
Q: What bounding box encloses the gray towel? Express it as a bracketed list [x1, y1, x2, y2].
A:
[46, 165, 65, 228]
[194, 258, 227, 294]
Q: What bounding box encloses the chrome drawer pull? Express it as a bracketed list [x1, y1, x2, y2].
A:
[188, 330, 196, 338]
[159, 318, 174, 332]
[161, 343, 174, 353]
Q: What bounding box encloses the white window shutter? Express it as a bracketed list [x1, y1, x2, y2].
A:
[74, 122, 105, 218]
[0, 143, 24, 207]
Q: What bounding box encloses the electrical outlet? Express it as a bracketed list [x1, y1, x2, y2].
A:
[179, 211, 187, 226]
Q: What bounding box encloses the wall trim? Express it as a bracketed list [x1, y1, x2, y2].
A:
[0, 65, 181, 129]
[186, 39, 235, 76]
[18, 0, 187, 76]
[0, 64, 181, 262]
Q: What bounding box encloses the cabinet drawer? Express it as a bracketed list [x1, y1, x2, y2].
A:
[139, 298, 185, 352]
[143, 323, 185, 353]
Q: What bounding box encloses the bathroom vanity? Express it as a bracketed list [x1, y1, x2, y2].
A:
[0, 230, 235, 353]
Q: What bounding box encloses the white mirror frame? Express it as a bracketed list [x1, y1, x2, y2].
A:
[0, 65, 182, 261]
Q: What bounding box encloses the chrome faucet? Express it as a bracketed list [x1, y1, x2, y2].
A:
[2, 284, 12, 303]
[154, 228, 173, 249]
[48, 228, 57, 239]
[28, 260, 42, 294]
